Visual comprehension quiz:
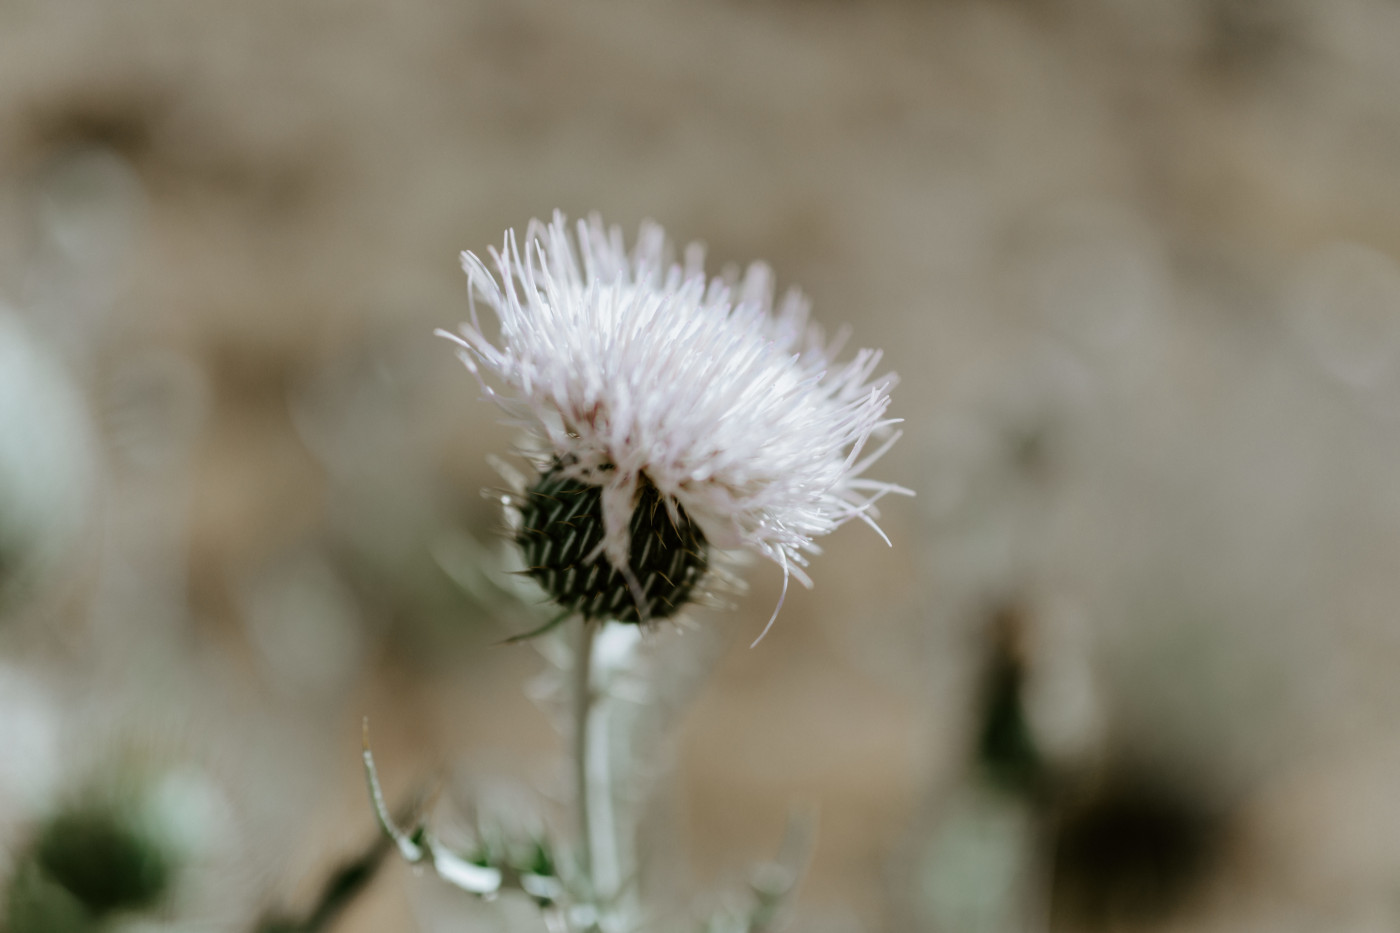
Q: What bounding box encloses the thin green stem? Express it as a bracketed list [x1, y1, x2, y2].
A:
[573, 620, 598, 885]
[573, 620, 627, 928]
[585, 662, 622, 902]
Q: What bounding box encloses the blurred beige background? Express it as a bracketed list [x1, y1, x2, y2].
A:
[4, 1, 1400, 931]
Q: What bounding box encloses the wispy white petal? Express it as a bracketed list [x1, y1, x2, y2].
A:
[447, 211, 908, 595]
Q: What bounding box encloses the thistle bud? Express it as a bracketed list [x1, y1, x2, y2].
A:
[516, 466, 708, 623]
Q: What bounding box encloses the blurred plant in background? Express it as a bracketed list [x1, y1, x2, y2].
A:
[0, 311, 95, 613]
[6, 763, 232, 933]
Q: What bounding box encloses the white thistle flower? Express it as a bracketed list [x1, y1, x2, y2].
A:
[439, 212, 907, 639]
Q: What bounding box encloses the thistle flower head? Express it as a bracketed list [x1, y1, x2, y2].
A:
[440, 212, 906, 633]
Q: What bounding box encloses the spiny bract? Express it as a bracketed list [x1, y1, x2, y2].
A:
[516, 465, 707, 623]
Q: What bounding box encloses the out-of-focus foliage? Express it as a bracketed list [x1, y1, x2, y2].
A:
[6, 779, 183, 933]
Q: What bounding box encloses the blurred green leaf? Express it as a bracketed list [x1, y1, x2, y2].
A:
[34, 805, 172, 917]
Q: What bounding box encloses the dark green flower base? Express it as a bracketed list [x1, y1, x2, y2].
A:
[516, 468, 707, 623]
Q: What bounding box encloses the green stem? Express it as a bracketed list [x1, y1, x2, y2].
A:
[573, 620, 597, 885]
[574, 620, 625, 923]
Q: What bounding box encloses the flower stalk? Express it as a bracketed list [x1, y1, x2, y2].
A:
[572, 620, 598, 885]
[573, 619, 638, 930]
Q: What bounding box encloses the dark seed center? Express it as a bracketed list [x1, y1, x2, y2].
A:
[516, 468, 708, 623]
